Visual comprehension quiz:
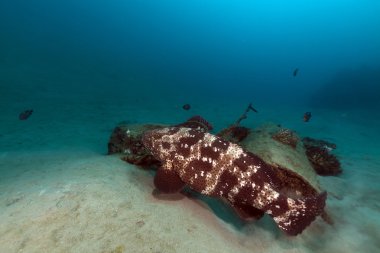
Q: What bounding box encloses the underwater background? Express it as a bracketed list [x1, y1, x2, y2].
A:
[1, 1, 380, 252]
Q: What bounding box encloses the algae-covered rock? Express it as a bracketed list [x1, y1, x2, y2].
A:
[240, 123, 334, 224]
[240, 123, 322, 196]
[302, 137, 342, 176]
[271, 127, 300, 149]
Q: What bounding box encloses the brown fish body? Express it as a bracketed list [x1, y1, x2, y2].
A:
[142, 127, 326, 235]
[19, 110, 33, 120]
[303, 112, 312, 122]
[182, 104, 191, 110]
[293, 68, 299, 77]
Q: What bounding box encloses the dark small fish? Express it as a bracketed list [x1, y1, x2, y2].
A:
[303, 112, 312, 122]
[248, 103, 258, 113]
[182, 104, 191, 111]
[293, 68, 299, 77]
[19, 110, 33, 120]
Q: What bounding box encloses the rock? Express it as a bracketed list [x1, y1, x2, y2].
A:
[239, 123, 333, 224]
[302, 137, 342, 176]
[241, 124, 322, 196]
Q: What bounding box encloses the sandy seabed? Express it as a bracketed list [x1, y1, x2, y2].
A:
[1, 97, 380, 253]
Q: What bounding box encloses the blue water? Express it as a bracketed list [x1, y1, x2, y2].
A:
[1, 0, 379, 107]
[1, 1, 380, 252]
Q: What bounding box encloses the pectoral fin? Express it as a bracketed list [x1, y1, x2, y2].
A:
[154, 164, 185, 193]
[231, 202, 265, 220]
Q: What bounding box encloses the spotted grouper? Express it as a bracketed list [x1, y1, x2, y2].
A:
[142, 126, 327, 235]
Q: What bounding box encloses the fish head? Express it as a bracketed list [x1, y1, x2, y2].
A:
[142, 127, 204, 161]
[142, 127, 182, 161]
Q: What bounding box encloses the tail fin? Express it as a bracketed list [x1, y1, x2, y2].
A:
[272, 192, 327, 236]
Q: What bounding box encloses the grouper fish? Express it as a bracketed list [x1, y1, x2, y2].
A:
[142, 126, 326, 235]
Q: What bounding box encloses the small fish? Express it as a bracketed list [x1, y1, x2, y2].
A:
[248, 103, 258, 113]
[303, 112, 312, 122]
[182, 104, 191, 111]
[293, 68, 299, 77]
[19, 110, 33, 120]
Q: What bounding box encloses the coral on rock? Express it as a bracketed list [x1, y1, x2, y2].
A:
[271, 128, 299, 148]
[302, 137, 337, 151]
[217, 126, 250, 143]
[175, 115, 213, 131]
[216, 103, 257, 143]
[302, 137, 341, 176]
